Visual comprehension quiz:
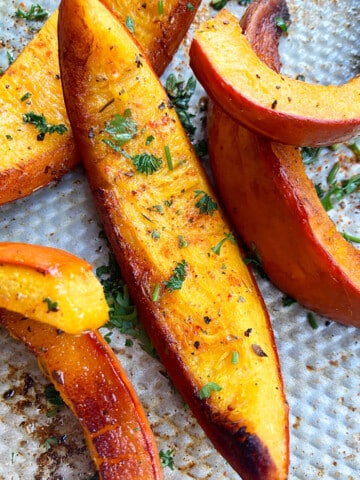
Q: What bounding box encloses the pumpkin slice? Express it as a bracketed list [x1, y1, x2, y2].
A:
[0, 0, 200, 205]
[189, 8, 360, 147]
[58, 1, 289, 479]
[0, 311, 163, 479]
[0, 242, 108, 334]
[208, 0, 360, 327]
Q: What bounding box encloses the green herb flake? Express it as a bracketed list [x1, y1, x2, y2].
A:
[348, 140, 360, 158]
[178, 235, 188, 248]
[132, 153, 162, 175]
[211, 232, 236, 255]
[231, 351, 239, 365]
[97, 251, 156, 357]
[23, 112, 67, 140]
[45, 437, 59, 450]
[301, 146, 321, 164]
[43, 297, 59, 312]
[307, 312, 318, 329]
[159, 449, 175, 470]
[316, 171, 360, 211]
[164, 145, 173, 170]
[151, 230, 160, 240]
[210, 0, 228, 10]
[104, 110, 138, 147]
[15, 4, 48, 21]
[282, 295, 296, 307]
[187, 2, 194, 10]
[199, 382, 222, 399]
[194, 190, 218, 216]
[165, 73, 196, 137]
[146, 135, 155, 145]
[243, 242, 263, 269]
[20, 92, 32, 102]
[45, 383, 65, 418]
[5, 134, 13, 140]
[126, 16, 135, 33]
[152, 283, 160, 302]
[158, 0, 164, 15]
[7, 51, 14, 65]
[164, 260, 187, 291]
[342, 231, 360, 244]
[275, 16, 288, 32]
[125, 338, 133, 347]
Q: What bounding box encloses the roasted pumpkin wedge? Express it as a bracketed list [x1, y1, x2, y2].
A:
[58, 1, 289, 479]
[208, 0, 360, 327]
[0, 10, 77, 205]
[189, 9, 360, 147]
[0, 242, 108, 334]
[0, 0, 200, 205]
[0, 311, 163, 480]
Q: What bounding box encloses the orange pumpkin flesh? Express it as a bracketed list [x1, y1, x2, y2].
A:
[189, 9, 360, 147]
[207, 0, 360, 327]
[0, 311, 163, 480]
[0, 242, 109, 334]
[0, 0, 200, 205]
[58, 0, 289, 479]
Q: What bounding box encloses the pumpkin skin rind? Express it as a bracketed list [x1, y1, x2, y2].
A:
[190, 8, 360, 147]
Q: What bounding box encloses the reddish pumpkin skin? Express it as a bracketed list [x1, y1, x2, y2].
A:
[0, 311, 163, 480]
[190, 8, 360, 147]
[208, 0, 360, 326]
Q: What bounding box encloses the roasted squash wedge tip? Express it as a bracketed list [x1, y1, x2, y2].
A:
[0, 0, 200, 205]
[0, 311, 163, 480]
[58, 1, 289, 479]
[0, 242, 108, 334]
[208, 0, 360, 327]
[189, 9, 360, 147]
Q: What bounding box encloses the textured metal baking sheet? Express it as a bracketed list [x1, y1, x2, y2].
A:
[0, 0, 359, 479]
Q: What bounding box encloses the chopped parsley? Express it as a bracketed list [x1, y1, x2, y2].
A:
[158, 0, 164, 15]
[7, 51, 14, 65]
[23, 112, 67, 140]
[301, 146, 321, 164]
[342, 231, 360, 244]
[43, 297, 59, 312]
[132, 153, 162, 175]
[199, 382, 222, 399]
[178, 235, 188, 248]
[152, 283, 160, 302]
[243, 242, 263, 269]
[231, 351, 239, 365]
[126, 16, 135, 33]
[307, 312, 318, 329]
[45, 437, 59, 450]
[194, 190, 218, 216]
[146, 135, 155, 145]
[164, 145, 173, 170]
[164, 260, 187, 291]
[165, 73, 196, 138]
[104, 110, 138, 146]
[275, 16, 288, 32]
[15, 4, 48, 21]
[45, 383, 65, 418]
[159, 449, 175, 470]
[211, 232, 236, 255]
[210, 0, 228, 9]
[97, 250, 156, 357]
[20, 92, 32, 102]
[315, 166, 360, 211]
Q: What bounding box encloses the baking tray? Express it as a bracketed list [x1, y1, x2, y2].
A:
[0, 0, 359, 478]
